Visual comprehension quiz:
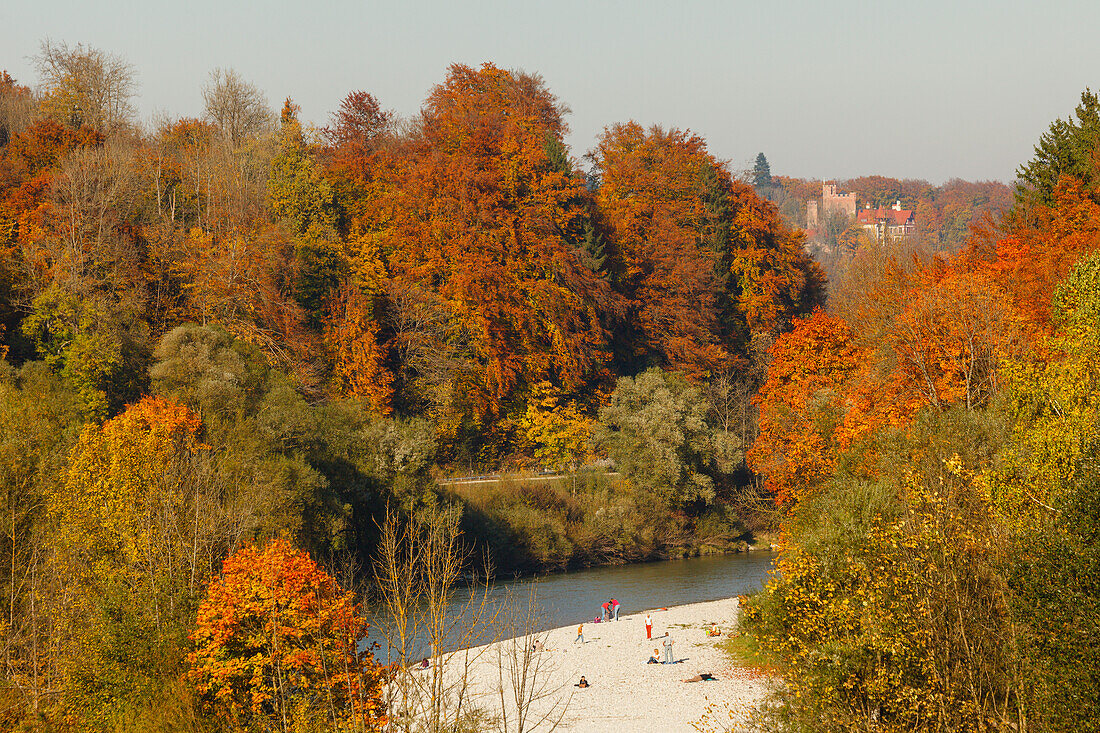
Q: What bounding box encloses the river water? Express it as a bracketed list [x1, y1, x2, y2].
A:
[367, 551, 776, 663]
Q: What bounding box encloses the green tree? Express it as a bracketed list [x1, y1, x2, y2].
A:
[596, 368, 715, 507]
[268, 100, 346, 327]
[1016, 88, 1100, 208]
[752, 152, 772, 189]
[22, 288, 148, 419]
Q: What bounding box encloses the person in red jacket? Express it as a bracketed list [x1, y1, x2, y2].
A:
[611, 598, 621, 621]
[601, 601, 610, 621]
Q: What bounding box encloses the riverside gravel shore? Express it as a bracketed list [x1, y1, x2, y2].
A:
[434, 596, 770, 732]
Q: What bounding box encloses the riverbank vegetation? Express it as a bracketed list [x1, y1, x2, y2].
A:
[0, 40, 1066, 731]
[0, 45, 813, 730]
[739, 90, 1100, 732]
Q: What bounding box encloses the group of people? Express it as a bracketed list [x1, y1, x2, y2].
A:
[570, 603, 722, 691]
[574, 597, 622, 646]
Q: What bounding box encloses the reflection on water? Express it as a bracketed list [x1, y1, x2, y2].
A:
[366, 551, 776, 663]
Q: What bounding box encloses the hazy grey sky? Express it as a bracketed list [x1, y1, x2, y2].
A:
[2, 0, 1096, 183]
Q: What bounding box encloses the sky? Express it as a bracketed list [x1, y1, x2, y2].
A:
[2, 0, 1098, 184]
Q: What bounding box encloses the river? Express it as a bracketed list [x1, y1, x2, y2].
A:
[367, 551, 776, 663]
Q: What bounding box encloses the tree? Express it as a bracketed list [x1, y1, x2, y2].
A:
[34, 40, 136, 134]
[321, 90, 391, 153]
[372, 507, 496, 733]
[747, 310, 860, 507]
[202, 68, 273, 146]
[887, 268, 1021, 411]
[0, 363, 81, 725]
[596, 367, 715, 507]
[592, 124, 821, 376]
[591, 123, 727, 376]
[21, 287, 149, 419]
[46, 395, 256, 728]
[58, 396, 203, 574]
[380, 63, 611, 427]
[320, 90, 391, 232]
[751, 152, 772, 189]
[0, 71, 38, 147]
[519, 381, 591, 470]
[189, 538, 384, 731]
[1016, 88, 1100, 208]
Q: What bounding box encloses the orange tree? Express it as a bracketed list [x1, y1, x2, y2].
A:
[375, 63, 612, 449]
[747, 310, 860, 507]
[189, 538, 384, 731]
[591, 122, 822, 377]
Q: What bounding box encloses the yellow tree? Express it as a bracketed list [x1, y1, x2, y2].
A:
[327, 233, 393, 413]
[57, 395, 203, 575]
[519, 381, 591, 470]
[48, 396, 247, 728]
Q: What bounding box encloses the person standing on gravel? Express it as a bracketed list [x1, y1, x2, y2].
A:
[645, 613, 653, 639]
[662, 633, 674, 664]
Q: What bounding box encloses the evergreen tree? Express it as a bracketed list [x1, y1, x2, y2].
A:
[544, 131, 606, 273]
[581, 219, 607, 273]
[1016, 89, 1100, 208]
[543, 131, 573, 177]
[752, 152, 773, 189]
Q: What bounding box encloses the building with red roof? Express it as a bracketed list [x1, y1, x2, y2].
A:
[856, 201, 916, 240]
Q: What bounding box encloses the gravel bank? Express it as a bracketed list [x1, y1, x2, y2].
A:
[435, 596, 770, 732]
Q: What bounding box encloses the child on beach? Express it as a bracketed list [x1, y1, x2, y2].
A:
[574, 624, 584, 644]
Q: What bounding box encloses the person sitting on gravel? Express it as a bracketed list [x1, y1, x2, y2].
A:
[575, 676, 590, 688]
[531, 639, 545, 652]
[681, 673, 717, 683]
[646, 648, 661, 664]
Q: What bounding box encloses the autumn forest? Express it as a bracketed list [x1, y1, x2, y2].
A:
[1, 40, 1099, 732]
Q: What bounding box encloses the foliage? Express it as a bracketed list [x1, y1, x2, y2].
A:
[596, 367, 715, 508]
[518, 381, 591, 470]
[742, 92, 1100, 733]
[34, 40, 136, 133]
[189, 538, 384, 731]
[748, 310, 859, 507]
[744, 414, 1022, 732]
[591, 123, 821, 376]
[58, 395, 203, 570]
[1016, 88, 1100, 207]
[988, 252, 1100, 730]
[22, 286, 149, 418]
[379, 63, 611, 431]
[752, 152, 772, 189]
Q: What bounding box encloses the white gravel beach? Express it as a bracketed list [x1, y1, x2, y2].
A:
[432, 596, 770, 732]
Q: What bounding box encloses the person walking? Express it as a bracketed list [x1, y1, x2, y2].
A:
[575, 624, 585, 645]
[611, 598, 621, 621]
[662, 633, 674, 664]
[645, 613, 653, 639]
